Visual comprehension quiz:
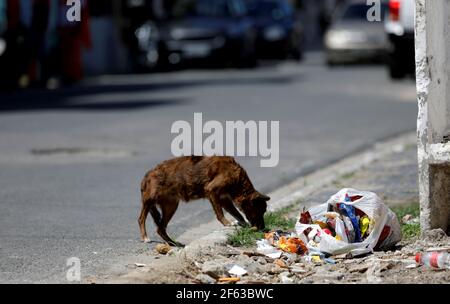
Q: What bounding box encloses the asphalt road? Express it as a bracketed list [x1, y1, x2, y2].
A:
[0, 52, 417, 283]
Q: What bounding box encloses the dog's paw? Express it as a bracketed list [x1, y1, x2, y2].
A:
[238, 221, 249, 228]
[142, 237, 151, 244]
[221, 219, 232, 227]
[168, 241, 185, 248]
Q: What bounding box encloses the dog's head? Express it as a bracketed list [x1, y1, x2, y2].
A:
[241, 192, 270, 231]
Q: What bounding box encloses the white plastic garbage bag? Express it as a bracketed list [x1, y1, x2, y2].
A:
[295, 188, 402, 256]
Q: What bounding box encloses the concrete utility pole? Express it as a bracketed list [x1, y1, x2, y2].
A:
[415, 0, 450, 233]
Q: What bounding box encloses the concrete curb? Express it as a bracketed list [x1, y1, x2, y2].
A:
[179, 131, 417, 263]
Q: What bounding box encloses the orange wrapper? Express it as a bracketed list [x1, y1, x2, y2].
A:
[278, 237, 308, 255]
[218, 277, 241, 283]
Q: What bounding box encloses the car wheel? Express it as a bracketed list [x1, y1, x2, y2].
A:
[234, 32, 258, 68]
[290, 34, 303, 61]
[291, 46, 303, 61]
[388, 58, 406, 79]
[326, 59, 336, 67]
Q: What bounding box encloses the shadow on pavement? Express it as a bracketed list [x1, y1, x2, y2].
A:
[0, 72, 303, 112]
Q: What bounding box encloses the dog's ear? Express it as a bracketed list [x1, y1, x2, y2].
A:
[259, 194, 271, 202]
[251, 192, 270, 202]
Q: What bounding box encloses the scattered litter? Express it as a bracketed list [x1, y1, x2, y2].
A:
[402, 214, 414, 224]
[155, 244, 172, 255]
[416, 252, 450, 269]
[218, 277, 240, 283]
[274, 259, 288, 268]
[310, 256, 322, 263]
[402, 214, 419, 225]
[256, 239, 283, 259]
[266, 252, 282, 259]
[405, 264, 417, 269]
[134, 263, 147, 268]
[228, 265, 248, 276]
[296, 188, 401, 256]
[242, 280, 267, 284]
[254, 189, 402, 270]
[264, 230, 307, 255]
[425, 247, 450, 253]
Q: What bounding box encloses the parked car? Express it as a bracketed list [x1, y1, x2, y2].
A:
[245, 0, 304, 60]
[385, 0, 415, 79]
[324, 0, 389, 65]
[158, 0, 257, 68]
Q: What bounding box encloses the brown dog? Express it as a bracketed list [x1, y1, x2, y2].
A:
[139, 156, 270, 247]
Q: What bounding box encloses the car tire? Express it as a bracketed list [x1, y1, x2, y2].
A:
[291, 47, 303, 61]
[289, 33, 303, 61]
[326, 59, 336, 67]
[388, 58, 406, 79]
[232, 31, 258, 69]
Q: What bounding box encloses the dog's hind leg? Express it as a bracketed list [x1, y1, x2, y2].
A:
[157, 198, 184, 247]
[138, 200, 152, 243]
[149, 205, 161, 226]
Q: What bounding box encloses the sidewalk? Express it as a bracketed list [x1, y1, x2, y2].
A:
[95, 133, 450, 284]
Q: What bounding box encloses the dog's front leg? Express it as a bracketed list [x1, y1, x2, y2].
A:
[221, 197, 248, 227]
[208, 194, 232, 227]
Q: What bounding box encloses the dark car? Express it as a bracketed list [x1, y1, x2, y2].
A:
[246, 0, 304, 60]
[158, 0, 257, 68]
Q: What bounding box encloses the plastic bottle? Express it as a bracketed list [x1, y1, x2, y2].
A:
[415, 252, 450, 269]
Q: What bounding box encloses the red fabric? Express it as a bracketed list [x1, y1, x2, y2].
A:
[59, 0, 91, 81]
[59, 27, 82, 81]
[7, 0, 20, 29]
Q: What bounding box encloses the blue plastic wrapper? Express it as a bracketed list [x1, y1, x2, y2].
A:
[339, 200, 362, 243]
